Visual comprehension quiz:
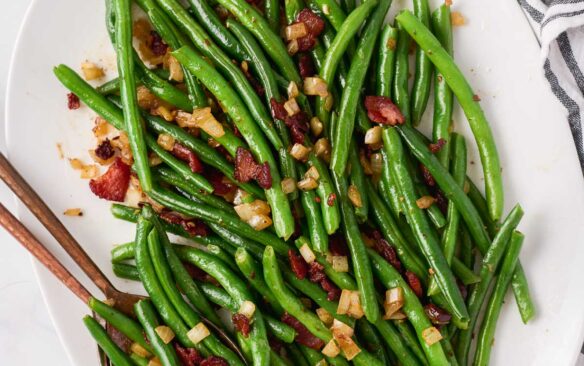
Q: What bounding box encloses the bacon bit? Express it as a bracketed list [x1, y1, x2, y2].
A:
[234, 147, 273, 189]
[149, 31, 168, 56]
[63, 208, 83, 217]
[289, 250, 308, 280]
[241, 62, 265, 97]
[95, 139, 115, 161]
[372, 231, 402, 272]
[298, 54, 315, 78]
[472, 94, 481, 101]
[293, 9, 325, 52]
[205, 169, 236, 196]
[269, 337, 284, 353]
[308, 262, 341, 300]
[270, 98, 288, 120]
[174, 344, 203, 366]
[282, 312, 325, 349]
[314, 196, 321, 203]
[232, 313, 251, 337]
[329, 234, 349, 256]
[182, 262, 209, 282]
[159, 210, 209, 237]
[200, 357, 229, 366]
[67, 93, 80, 110]
[364, 96, 405, 125]
[429, 138, 447, 153]
[172, 143, 204, 173]
[420, 164, 436, 187]
[405, 271, 424, 298]
[321, 277, 341, 300]
[424, 303, 451, 325]
[108, 326, 132, 353]
[458, 280, 468, 300]
[327, 193, 336, 207]
[286, 111, 310, 144]
[308, 262, 326, 283]
[89, 158, 130, 202]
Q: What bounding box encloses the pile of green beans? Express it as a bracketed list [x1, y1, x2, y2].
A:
[57, 1, 533, 365]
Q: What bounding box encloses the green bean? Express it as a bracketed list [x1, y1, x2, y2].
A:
[393, 23, 411, 125]
[112, 0, 152, 192]
[297, 165, 329, 254]
[442, 134, 466, 264]
[394, 321, 428, 365]
[209, 0, 300, 83]
[373, 319, 422, 366]
[355, 319, 391, 365]
[186, 0, 247, 60]
[234, 248, 285, 314]
[172, 46, 295, 239]
[451, 258, 480, 285]
[299, 345, 326, 365]
[396, 10, 503, 221]
[379, 150, 402, 217]
[96, 68, 170, 95]
[155, 167, 234, 212]
[207, 244, 239, 272]
[466, 178, 499, 237]
[438, 328, 458, 366]
[111, 242, 136, 263]
[330, 0, 391, 176]
[174, 246, 270, 366]
[208, 224, 266, 259]
[154, 0, 285, 152]
[340, 0, 355, 12]
[383, 127, 468, 325]
[82, 316, 134, 366]
[309, 0, 347, 32]
[459, 227, 473, 268]
[431, 5, 454, 167]
[410, 0, 433, 126]
[130, 353, 149, 366]
[348, 141, 369, 223]
[473, 231, 524, 366]
[286, 344, 310, 366]
[283, 0, 304, 25]
[377, 25, 398, 98]
[265, 316, 297, 344]
[455, 204, 523, 365]
[294, 236, 357, 291]
[88, 297, 153, 353]
[331, 169, 380, 323]
[308, 154, 340, 235]
[148, 186, 291, 255]
[134, 299, 181, 366]
[396, 124, 534, 321]
[264, 0, 280, 32]
[315, 0, 379, 135]
[113, 263, 141, 281]
[369, 250, 449, 366]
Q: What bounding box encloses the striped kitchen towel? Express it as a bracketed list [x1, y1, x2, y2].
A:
[519, 0, 584, 172]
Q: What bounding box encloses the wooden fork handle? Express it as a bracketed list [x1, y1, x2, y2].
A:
[0, 153, 116, 297]
[0, 202, 92, 304]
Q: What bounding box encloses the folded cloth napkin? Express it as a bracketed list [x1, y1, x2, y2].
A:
[518, 0, 584, 172]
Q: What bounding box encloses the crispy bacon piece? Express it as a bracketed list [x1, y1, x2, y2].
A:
[89, 158, 130, 202]
[205, 169, 236, 196]
[269, 338, 284, 353]
[289, 250, 308, 280]
[298, 54, 315, 78]
[308, 262, 326, 283]
[67, 93, 80, 110]
[172, 143, 204, 173]
[234, 147, 273, 189]
[424, 303, 451, 325]
[327, 193, 336, 207]
[294, 9, 325, 51]
[270, 98, 288, 120]
[182, 262, 209, 282]
[429, 138, 447, 153]
[232, 313, 251, 337]
[308, 262, 341, 301]
[174, 344, 203, 366]
[95, 139, 115, 160]
[108, 325, 132, 352]
[372, 231, 402, 272]
[159, 210, 209, 237]
[282, 312, 325, 349]
[420, 164, 436, 187]
[364, 96, 405, 125]
[321, 277, 341, 301]
[329, 233, 349, 256]
[200, 356, 229, 366]
[242, 64, 265, 97]
[458, 280, 468, 300]
[435, 189, 448, 213]
[285, 111, 310, 144]
[405, 270, 424, 298]
[149, 31, 168, 56]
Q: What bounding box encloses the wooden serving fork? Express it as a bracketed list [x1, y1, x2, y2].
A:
[0, 153, 245, 364]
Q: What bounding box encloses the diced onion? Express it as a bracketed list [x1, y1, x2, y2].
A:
[422, 326, 443, 345]
[155, 326, 175, 344]
[359, 150, 373, 175]
[157, 133, 176, 151]
[364, 126, 382, 145]
[149, 152, 163, 167]
[314, 138, 331, 161]
[233, 189, 251, 205]
[322, 339, 340, 358]
[316, 308, 333, 326]
[324, 94, 334, 112]
[93, 117, 111, 138]
[303, 77, 329, 97]
[315, 360, 328, 366]
[335, 334, 361, 361]
[300, 297, 313, 309]
[69, 158, 84, 170]
[281, 178, 297, 194]
[80, 165, 99, 179]
[322, 4, 330, 14]
[348, 291, 364, 319]
[290, 143, 311, 162]
[103, 298, 116, 307]
[416, 196, 436, 209]
[248, 214, 273, 231]
[451, 11, 466, 26]
[284, 98, 301, 116]
[241, 60, 249, 73]
[175, 111, 193, 128]
[383, 287, 404, 319]
[337, 290, 352, 315]
[297, 177, 318, 191]
[234, 200, 271, 221]
[137, 85, 158, 110]
[63, 208, 83, 217]
[370, 153, 383, 175]
[347, 185, 363, 208]
[239, 300, 256, 319]
[187, 323, 210, 344]
[153, 105, 176, 122]
[167, 55, 184, 82]
[387, 311, 407, 320]
[331, 256, 349, 273]
[287, 40, 299, 55]
[287, 81, 299, 99]
[299, 244, 316, 264]
[191, 108, 225, 138]
[285, 23, 308, 41]
[305, 166, 320, 181]
[148, 357, 162, 366]
[131, 342, 151, 358]
[331, 319, 354, 338]
[310, 117, 324, 137]
[81, 62, 105, 81]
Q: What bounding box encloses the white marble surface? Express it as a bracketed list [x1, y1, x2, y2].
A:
[1, 1, 584, 366]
